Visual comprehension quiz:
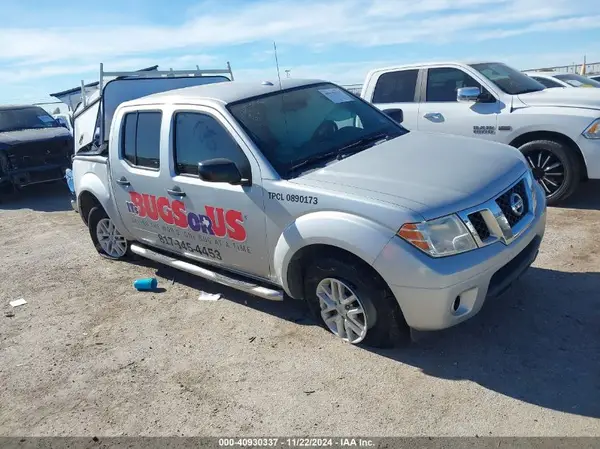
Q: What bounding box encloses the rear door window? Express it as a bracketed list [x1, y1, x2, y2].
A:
[372, 69, 419, 103]
[120, 111, 162, 169]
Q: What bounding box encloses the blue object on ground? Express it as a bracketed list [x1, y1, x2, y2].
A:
[133, 277, 158, 291]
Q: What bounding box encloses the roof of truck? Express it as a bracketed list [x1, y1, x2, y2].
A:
[0, 104, 46, 111]
[524, 71, 572, 76]
[364, 60, 495, 72]
[124, 78, 329, 106]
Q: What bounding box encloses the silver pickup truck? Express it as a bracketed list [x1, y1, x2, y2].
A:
[73, 78, 547, 348]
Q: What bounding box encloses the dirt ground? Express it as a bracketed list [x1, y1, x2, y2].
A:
[0, 181, 599, 437]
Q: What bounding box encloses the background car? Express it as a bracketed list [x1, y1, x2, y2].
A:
[590, 75, 600, 82]
[525, 71, 600, 88]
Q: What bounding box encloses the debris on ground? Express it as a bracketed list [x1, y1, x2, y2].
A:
[5, 311, 15, 318]
[9, 298, 27, 307]
[198, 291, 221, 301]
[133, 277, 158, 291]
[249, 336, 256, 343]
[304, 390, 316, 395]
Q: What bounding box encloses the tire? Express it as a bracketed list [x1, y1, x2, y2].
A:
[303, 254, 410, 349]
[518, 139, 581, 206]
[88, 206, 130, 260]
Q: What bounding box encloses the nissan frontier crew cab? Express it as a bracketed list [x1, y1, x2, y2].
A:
[360, 61, 600, 205]
[73, 78, 547, 348]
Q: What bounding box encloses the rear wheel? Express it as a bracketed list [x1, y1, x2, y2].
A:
[304, 255, 409, 348]
[88, 206, 129, 260]
[518, 139, 581, 206]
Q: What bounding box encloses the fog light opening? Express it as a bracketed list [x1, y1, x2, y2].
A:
[452, 296, 461, 312]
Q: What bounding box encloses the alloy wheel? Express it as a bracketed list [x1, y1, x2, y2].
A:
[316, 278, 368, 344]
[96, 218, 128, 258]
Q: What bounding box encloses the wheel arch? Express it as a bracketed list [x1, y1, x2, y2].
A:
[285, 244, 393, 300]
[272, 211, 397, 299]
[78, 190, 102, 225]
[509, 130, 588, 180]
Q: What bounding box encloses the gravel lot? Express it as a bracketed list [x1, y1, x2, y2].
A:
[0, 181, 599, 437]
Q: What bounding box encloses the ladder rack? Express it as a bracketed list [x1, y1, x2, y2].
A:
[85, 61, 234, 145]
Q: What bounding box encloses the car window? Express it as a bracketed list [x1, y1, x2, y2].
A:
[554, 73, 600, 88]
[122, 113, 137, 165]
[530, 76, 563, 88]
[426, 67, 482, 102]
[0, 106, 60, 132]
[173, 112, 249, 176]
[372, 69, 419, 103]
[228, 83, 406, 178]
[120, 111, 161, 169]
[470, 62, 545, 95]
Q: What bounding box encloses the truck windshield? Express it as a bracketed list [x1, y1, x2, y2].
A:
[0, 107, 60, 132]
[470, 62, 546, 95]
[228, 83, 407, 178]
[554, 73, 600, 88]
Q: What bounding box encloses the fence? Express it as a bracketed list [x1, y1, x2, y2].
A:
[523, 61, 600, 75]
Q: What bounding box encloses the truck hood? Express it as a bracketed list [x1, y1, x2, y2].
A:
[292, 131, 527, 220]
[0, 127, 72, 146]
[518, 87, 600, 110]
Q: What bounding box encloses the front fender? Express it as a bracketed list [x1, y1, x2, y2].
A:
[273, 211, 395, 296]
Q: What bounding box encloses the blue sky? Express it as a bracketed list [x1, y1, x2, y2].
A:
[1, 0, 599, 111]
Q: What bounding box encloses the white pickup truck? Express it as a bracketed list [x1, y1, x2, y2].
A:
[359, 61, 600, 205]
[73, 73, 547, 348]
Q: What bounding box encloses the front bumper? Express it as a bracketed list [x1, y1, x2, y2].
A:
[0, 164, 69, 188]
[373, 182, 547, 331]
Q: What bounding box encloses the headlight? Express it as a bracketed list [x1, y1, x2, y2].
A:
[398, 214, 477, 258]
[582, 118, 600, 139]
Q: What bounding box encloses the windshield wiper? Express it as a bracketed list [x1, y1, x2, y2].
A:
[333, 131, 391, 159]
[287, 150, 341, 176]
[287, 132, 391, 177]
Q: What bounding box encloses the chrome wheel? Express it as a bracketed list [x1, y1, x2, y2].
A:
[316, 278, 368, 344]
[525, 149, 565, 197]
[96, 218, 128, 258]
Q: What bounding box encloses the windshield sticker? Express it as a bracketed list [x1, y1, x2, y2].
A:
[124, 192, 251, 255]
[38, 115, 56, 123]
[318, 87, 354, 104]
[268, 192, 318, 205]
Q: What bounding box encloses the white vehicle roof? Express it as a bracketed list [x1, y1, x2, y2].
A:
[124, 78, 329, 107]
[363, 60, 495, 73]
[525, 71, 572, 77]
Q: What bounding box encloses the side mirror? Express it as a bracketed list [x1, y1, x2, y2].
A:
[382, 108, 404, 123]
[198, 158, 249, 185]
[457, 87, 481, 102]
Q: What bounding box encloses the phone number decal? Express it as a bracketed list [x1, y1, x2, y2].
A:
[268, 192, 318, 205]
[158, 234, 222, 260]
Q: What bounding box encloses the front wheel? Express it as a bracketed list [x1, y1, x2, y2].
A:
[518, 139, 581, 206]
[304, 255, 410, 348]
[88, 206, 130, 260]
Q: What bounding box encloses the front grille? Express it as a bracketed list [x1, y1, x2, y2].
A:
[495, 180, 529, 227]
[7, 138, 72, 170]
[468, 211, 490, 240]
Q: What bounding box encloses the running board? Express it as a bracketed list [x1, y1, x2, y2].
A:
[129, 243, 284, 301]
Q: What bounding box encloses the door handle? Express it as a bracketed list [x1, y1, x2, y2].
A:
[116, 176, 130, 186]
[423, 112, 443, 120]
[167, 186, 186, 197]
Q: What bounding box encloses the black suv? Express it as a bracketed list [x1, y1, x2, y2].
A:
[0, 104, 73, 193]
